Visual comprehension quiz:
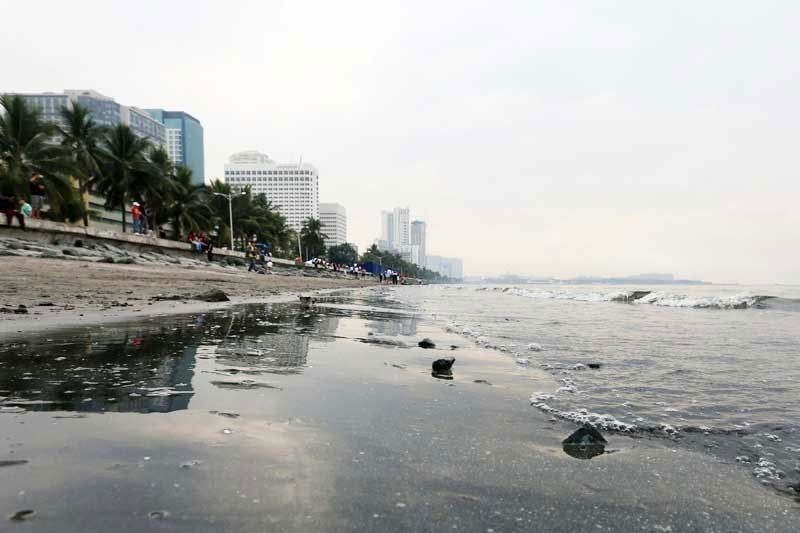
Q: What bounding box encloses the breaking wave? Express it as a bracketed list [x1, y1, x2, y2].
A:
[486, 287, 800, 310]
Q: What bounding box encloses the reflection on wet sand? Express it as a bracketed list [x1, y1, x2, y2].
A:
[0, 304, 347, 414]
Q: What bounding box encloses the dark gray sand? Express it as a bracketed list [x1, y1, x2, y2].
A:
[1, 291, 798, 532]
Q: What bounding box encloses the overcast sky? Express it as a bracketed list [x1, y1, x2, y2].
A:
[3, 0, 799, 283]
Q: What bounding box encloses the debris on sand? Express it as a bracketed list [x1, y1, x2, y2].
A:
[209, 411, 240, 418]
[358, 337, 408, 348]
[209, 380, 281, 390]
[0, 460, 29, 468]
[418, 338, 436, 349]
[148, 510, 169, 520]
[152, 289, 230, 303]
[9, 509, 35, 522]
[194, 289, 230, 302]
[432, 357, 455, 373]
[473, 379, 492, 385]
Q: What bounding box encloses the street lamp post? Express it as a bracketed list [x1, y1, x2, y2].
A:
[212, 191, 245, 250]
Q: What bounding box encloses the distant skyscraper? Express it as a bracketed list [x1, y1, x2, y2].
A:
[319, 202, 347, 248]
[224, 151, 319, 232]
[393, 207, 410, 247]
[147, 109, 205, 185]
[427, 255, 464, 279]
[410, 220, 427, 267]
[380, 210, 394, 246]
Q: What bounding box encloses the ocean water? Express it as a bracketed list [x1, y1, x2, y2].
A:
[393, 283, 800, 494]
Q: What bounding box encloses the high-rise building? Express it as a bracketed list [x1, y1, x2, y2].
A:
[427, 255, 464, 279]
[399, 244, 421, 266]
[8, 90, 167, 147]
[64, 90, 122, 128]
[147, 109, 205, 185]
[319, 202, 347, 248]
[410, 220, 427, 267]
[224, 151, 319, 232]
[393, 207, 410, 247]
[377, 207, 410, 251]
[380, 210, 395, 246]
[121, 105, 166, 147]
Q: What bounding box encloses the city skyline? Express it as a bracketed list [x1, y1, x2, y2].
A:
[10, 89, 205, 185]
[3, 1, 799, 282]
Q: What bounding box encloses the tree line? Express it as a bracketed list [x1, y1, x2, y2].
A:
[0, 94, 313, 257]
[1, 95, 452, 279]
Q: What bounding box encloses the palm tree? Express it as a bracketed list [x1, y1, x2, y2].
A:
[300, 217, 328, 259]
[95, 124, 151, 232]
[131, 146, 179, 229]
[59, 102, 105, 226]
[167, 166, 212, 239]
[0, 95, 76, 211]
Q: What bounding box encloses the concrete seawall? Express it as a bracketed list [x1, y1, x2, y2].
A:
[0, 219, 300, 267]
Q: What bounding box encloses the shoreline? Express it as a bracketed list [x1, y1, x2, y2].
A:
[1, 289, 797, 531]
[0, 256, 374, 337]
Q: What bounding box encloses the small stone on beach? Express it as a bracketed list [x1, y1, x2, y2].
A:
[418, 338, 436, 349]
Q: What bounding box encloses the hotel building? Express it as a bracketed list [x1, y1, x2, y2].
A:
[224, 151, 319, 232]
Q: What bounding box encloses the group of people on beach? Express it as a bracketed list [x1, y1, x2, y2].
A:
[0, 174, 46, 229]
[187, 231, 214, 261]
[247, 238, 274, 274]
[380, 268, 401, 285]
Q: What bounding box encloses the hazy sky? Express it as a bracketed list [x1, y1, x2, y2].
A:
[3, 0, 799, 283]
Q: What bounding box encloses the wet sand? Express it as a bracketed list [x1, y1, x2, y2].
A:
[0, 290, 798, 531]
[0, 256, 372, 335]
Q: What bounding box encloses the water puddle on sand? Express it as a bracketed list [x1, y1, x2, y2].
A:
[0, 291, 798, 532]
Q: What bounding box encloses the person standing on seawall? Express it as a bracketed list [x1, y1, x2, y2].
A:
[29, 174, 46, 219]
[131, 202, 142, 234]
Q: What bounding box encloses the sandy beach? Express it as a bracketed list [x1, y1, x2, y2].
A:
[0, 256, 373, 335]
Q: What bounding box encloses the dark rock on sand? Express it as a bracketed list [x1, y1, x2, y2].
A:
[562, 424, 608, 460]
[473, 379, 492, 385]
[563, 424, 608, 445]
[194, 289, 230, 302]
[562, 443, 606, 460]
[13, 305, 28, 314]
[358, 337, 408, 348]
[432, 357, 455, 372]
[0, 460, 29, 468]
[418, 338, 436, 349]
[9, 509, 35, 522]
[587, 363, 602, 369]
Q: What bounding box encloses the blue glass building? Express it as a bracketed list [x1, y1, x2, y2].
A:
[146, 109, 205, 185]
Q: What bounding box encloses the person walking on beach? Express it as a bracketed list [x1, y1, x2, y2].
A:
[29, 174, 45, 219]
[247, 241, 258, 272]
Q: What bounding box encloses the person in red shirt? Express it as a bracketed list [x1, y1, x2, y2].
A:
[131, 202, 142, 234]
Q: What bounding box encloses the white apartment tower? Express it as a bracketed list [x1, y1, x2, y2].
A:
[410, 220, 427, 267]
[393, 207, 410, 247]
[224, 151, 319, 232]
[319, 203, 347, 248]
